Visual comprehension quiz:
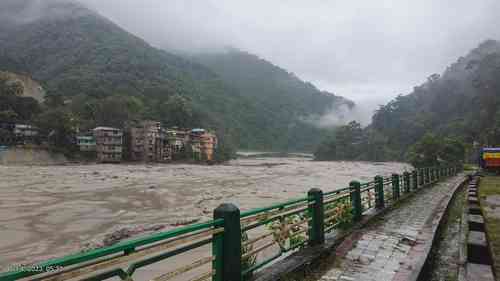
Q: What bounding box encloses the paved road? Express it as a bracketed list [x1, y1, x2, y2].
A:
[310, 175, 464, 281]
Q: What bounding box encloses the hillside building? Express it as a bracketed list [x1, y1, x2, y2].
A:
[93, 127, 123, 163]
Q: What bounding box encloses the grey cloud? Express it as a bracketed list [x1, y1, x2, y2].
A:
[79, 0, 500, 105]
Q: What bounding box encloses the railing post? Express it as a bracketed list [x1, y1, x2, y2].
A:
[308, 188, 324, 246]
[419, 169, 424, 187]
[425, 168, 430, 185]
[412, 170, 418, 191]
[392, 174, 400, 200]
[350, 181, 362, 222]
[213, 203, 242, 281]
[374, 176, 385, 209]
[403, 172, 410, 193]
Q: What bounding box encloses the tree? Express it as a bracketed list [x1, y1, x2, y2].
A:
[160, 94, 195, 128]
[407, 134, 465, 168]
[314, 121, 363, 161]
[36, 108, 77, 150]
[407, 134, 442, 167]
[0, 73, 40, 122]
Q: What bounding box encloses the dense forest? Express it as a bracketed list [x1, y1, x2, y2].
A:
[0, 0, 354, 154]
[316, 40, 500, 166]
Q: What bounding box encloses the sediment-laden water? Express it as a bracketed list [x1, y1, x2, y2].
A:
[0, 157, 411, 269]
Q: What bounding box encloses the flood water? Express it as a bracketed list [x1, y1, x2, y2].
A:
[0, 157, 411, 271]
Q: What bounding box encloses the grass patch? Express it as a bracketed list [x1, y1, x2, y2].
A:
[479, 176, 500, 277]
[463, 164, 478, 171]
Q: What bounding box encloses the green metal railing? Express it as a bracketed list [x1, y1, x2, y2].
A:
[0, 164, 462, 281]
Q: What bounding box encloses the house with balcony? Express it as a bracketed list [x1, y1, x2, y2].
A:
[93, 127, 123, 163]
[76, 136, 96, 152]
[166, 128, 189, 160]
[189, 129, 217, 162]
[129, 121, 170, 162]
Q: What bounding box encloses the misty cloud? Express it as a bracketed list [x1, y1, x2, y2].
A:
[76, 0, 500, 106]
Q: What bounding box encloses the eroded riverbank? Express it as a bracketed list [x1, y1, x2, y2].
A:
[0, 158, 411, 269]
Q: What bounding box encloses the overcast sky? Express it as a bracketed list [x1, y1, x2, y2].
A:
[81, 0, 500, 105]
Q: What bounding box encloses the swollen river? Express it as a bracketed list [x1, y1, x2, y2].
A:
[0, 157, 410, 270]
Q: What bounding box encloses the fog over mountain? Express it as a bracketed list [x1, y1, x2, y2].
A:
[79, 0, 500, 109]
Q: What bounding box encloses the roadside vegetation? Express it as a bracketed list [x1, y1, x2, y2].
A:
[478, 176, 500, 277]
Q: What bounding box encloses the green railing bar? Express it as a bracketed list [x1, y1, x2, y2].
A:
[284, 239, 308, 253]
[240, 197, 308, 218]
[324, 186, 351, 196]
[0, 219, 223, 280]
[81, 268, 130, 281]
[325, 221, 342, 233]
[241, 207, 309, 232]
[241, 252, 282, 277]
[127, 237, 213, 276]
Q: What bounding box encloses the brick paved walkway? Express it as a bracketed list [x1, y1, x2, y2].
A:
[314, 175, 465, 281]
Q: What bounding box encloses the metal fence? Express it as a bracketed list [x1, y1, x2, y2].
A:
[0, 165, 462, 281]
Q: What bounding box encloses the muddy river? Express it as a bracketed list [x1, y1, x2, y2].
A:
[0, 157, 411, 273]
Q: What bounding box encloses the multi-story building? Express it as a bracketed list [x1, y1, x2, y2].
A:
[0, 121, 16, 145]
[200, 132, 217, 161]
[166, 128, 189, 160]
[189, 129, 217, 161]
[93, 127, 123, 163]
[76, 136, 96, 152]
[129, 121, 171, 162]
[13, 124, 39, 138]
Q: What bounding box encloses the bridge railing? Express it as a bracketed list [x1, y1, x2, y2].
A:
[0, 164, 462, 281]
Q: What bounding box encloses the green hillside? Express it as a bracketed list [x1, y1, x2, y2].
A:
[315, 40, 500, 163]
[0, 0, 353, 152]
[192, 50, 354, 151]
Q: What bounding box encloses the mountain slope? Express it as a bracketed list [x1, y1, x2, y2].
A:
[192, 50, 355, 150]
[193, 49, 353, 117]
[314, 40, 500, 162]
[371, 39, 500, 157]
[0, 0, 352, 151]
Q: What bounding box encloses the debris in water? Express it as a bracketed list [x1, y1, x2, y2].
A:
[170, 218, 200, 226]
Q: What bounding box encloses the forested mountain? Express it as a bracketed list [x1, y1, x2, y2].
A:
[193, 50, 353, 119]
[0, 0, 353, 152]
[192, 50, 354, 150]
[315, 40, 500, 164]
